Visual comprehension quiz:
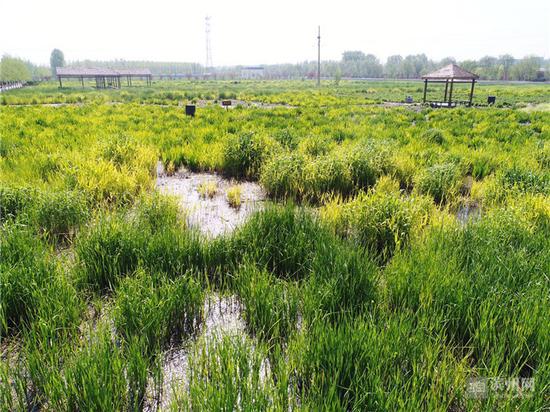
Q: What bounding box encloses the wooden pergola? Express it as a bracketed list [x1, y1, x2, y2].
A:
[422, 64, 479, 107]
[56, 67, 152, 88]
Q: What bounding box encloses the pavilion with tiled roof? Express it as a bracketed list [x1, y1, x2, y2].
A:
[421, 64, 479, 107]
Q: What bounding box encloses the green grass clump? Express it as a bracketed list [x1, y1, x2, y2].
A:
[113, 269, 204, 352]
[197, 181, 218, 199]
[0, 224, 75, 336]
[231, 205, 330, 280]
[345, 139, 393, 189]
[415, 162, 462, 204]
[0, 186, 36, 222]
[236, 263, 299, 344]
[421, 127, 445, 144]
[173, 335, 278, 411]
[63, 327, 152, 411]
[385, 207, 549, 383]
[322, 179, 430, 260]
[260, 152, 305, 199]
[226, 185, 242, 208]
[223, 132, 275, 179]
[293, 314, 463, 410]
[134, 192, 183, 231]
[35, 190, 89, 240]
[76, 216, 143, 292]
[499, 165, 549, 194]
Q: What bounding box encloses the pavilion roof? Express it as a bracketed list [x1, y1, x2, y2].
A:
[56, 67, 152, 76]
[422, 64, 479, 80]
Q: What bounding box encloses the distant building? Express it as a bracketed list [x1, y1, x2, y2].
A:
[241, 66, 265, 79]
[535, 68, 546, 82]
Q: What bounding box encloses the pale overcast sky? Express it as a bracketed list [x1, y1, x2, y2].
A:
[2, 0, 549, 66]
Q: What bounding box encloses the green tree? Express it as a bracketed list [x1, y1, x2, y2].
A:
[499, 54, 515, 80]
[510, 56, 542, 81]
[50, 49, 65, 76]
[0, 55, 31, 82]
[385, 55, 403, 78]
[342, 51, 366, 62]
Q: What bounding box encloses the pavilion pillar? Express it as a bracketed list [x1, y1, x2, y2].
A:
[422, 79, 428, 103]
[448, 79, 454, 106]
[468, 80, 475, 106]
[81, 77, 84, 88]
[443, 80, 449, 101]
[58, 76, 62, 88]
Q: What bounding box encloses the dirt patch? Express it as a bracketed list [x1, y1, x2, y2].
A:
[156, 163, 265, 237]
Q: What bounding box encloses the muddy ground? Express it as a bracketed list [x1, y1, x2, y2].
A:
[156, 162, 265, 237]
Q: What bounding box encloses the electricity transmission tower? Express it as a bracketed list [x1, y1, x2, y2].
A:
[205, 16, 213, 72]
[317, 26, 321, 87]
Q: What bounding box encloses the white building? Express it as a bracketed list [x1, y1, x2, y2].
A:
[241, 66, 265, 79]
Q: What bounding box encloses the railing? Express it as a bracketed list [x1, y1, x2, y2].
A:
[0, 82, 25, 93]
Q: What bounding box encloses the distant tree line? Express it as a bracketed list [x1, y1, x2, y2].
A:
[95, 53, 547, 81]
[0, 55, 50, 83]
[69, 59, 202, 76]
[256, 52, 548, 81]
[2, 49, 548, 83]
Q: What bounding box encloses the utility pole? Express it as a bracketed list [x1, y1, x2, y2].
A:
[317, 26, 321, 87]
[205, 16, 213, 73]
